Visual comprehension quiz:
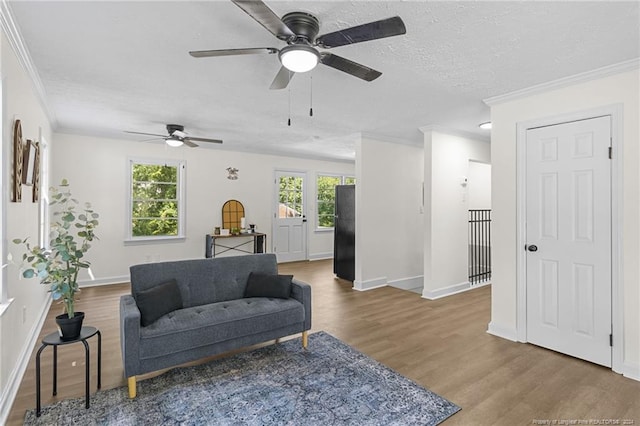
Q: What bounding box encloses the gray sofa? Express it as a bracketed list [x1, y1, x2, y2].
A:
[120, 253, 311, 398]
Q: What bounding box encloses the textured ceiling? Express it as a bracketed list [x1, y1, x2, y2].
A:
[7, 1, 640, 162]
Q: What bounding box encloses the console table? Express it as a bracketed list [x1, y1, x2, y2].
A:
[205, 233, 267, 258]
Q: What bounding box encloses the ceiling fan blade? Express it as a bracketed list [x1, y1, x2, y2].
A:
[185, 137, 223, 144]
[315, 16, 406, 49]
[189, 47, 278, 58]
[124, 130, 167, 138]
[320, 53, 382, 82]
[269, 66, 294, 90]
[138, 137, 164, 143]
[231, 0, 295, 40]
[183, 140, 199, 148]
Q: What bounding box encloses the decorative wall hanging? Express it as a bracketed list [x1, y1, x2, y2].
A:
[12, 119, 23, 202]
[22, 139, 36, 185]
[31, 141, 41, 202]
[226, 167, 239, 180]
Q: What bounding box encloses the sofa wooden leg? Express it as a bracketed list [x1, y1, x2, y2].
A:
[302, 331, 308, 349]
[128, 376, 137, 399]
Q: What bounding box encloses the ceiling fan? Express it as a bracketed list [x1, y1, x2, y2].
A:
[189, 0, 406, 89]
[124, 124, 223, 148]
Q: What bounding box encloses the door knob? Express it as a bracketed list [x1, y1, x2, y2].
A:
[527, 245, 538, 252]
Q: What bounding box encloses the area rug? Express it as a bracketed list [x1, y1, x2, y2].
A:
[24, 331, 460, 425]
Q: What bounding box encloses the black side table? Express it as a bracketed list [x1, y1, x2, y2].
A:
[35, 326, 101, 417]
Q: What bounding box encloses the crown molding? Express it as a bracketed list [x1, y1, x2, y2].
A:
[0, 0, 58, 127]
[418, 125, 490, 143]
[483, 58, 640, 106]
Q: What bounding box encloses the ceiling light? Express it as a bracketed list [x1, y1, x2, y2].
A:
[479, 122, 492, 130]
[279, 45, 319, 73]
[165, 137, 183, 147]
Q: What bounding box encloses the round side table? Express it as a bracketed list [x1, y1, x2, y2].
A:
[35, 326, 101, 417]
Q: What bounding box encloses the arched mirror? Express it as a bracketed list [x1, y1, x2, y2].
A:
[222, 200, 244, 230]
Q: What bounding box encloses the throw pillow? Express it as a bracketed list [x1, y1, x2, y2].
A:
[136, 279, 183, 326]
[244, 272, 293, 299]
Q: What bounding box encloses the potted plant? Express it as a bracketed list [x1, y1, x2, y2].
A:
[13, 179, 99, 340]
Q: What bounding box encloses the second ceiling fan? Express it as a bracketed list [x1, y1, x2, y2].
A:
[189, 0, 406, 89]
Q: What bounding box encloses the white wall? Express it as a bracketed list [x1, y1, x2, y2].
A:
[0, 32, 53, 421]
[489, 68, 639, 379]
[50, 133, 354, 284]
[468, 161, 491, 210]
[354, 135, 424, 291]
[422, 130, 491, 299]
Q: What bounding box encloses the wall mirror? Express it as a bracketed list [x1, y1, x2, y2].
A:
[222, 199, 244, 230]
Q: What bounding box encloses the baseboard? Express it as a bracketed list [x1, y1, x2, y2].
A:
[486, 321, 519, 342]
[308, 252, 333, 261]
[79, 275, 129, 287]
[622, 361, 640, 382]
[353, 277, 387, 291]
[388, 275, 423, 291]
[422, 281, 470, 300]
[0, 295, 51, 425]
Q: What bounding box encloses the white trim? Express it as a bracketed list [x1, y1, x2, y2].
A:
[387, 275, 424, 291]
[484, 59, 640, 106]
[622, 362, 640, 382]
[124, 236, 186, 245]
[418, 125, 490, 143]
[0, 295, 51, 426]
[0, 1, 57, 127]
[422, 280, 490, 300]
[78, 275, 129, 287]
[353, 276, 386, 291]
[487, 321, 519, 342]
[0, 76, 5, 306]
[515, 104, 623, 372]
[0, 297, 14, 317]
[308, 252, 332, 261]
[610, 105, 624, 376]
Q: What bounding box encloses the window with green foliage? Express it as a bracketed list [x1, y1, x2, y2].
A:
[316, 174, 355, 229]
[128, 159, 185, 239]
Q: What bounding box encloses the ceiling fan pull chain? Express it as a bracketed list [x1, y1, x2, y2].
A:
[309, 76, 313, 117]
[288, 84, 292, 126]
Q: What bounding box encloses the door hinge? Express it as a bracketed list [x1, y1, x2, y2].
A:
[609, 333, 613, 347]
[608, 147, 612, 159]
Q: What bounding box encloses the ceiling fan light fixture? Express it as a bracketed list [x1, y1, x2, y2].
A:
[479, 121, 492, 130]
[279, 45, 319, 73]
[165, 137, 183, 147]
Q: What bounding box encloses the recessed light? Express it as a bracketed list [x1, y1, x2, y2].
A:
[479, 122, 492, 130]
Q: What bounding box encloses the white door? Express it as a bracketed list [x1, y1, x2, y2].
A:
[273, 171, 307, 263]
[525, 116, 611, 367]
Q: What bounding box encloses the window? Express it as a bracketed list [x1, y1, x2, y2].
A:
[316, 174, 355, 229]
[128, 159, 185, 241]
[278, 175, 304, 218]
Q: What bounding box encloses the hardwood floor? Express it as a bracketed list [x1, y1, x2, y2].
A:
[7, 259, 640, 425]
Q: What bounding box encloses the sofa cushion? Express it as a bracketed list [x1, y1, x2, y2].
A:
[136, 279, 183, 327]
[138, 298, 304, 360]
[244, 272, 292, 299]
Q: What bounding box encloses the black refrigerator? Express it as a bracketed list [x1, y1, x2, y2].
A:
[334, 185, 355, 281]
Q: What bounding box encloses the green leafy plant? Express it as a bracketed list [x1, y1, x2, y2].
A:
[13, 179, 99, 318]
